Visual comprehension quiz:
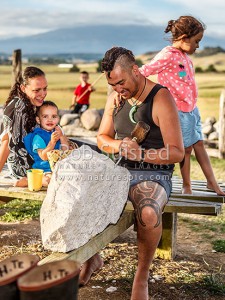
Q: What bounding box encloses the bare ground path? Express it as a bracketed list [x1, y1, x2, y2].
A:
[0, 212, 224, 300]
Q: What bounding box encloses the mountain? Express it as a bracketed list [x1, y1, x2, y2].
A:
[1, 24, 225, 56]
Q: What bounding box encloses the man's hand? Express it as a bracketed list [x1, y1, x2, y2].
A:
[119, 137, 142, 161]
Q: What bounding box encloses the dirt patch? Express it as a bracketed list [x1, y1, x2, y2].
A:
[0, 214, 225, 300]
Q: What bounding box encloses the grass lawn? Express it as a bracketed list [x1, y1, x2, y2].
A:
[1, 64, 225, 120]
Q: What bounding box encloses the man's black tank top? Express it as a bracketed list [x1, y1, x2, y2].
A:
[113, 84, 174, 170]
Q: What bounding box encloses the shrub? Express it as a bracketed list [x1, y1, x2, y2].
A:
[96, 59, 102, 72]
[195, 66, 204, 73]
[212, 239, 225, 252]
[205, 64, 217, 72]
[135, 59, 143, 67]
[69, 64, 80, 73]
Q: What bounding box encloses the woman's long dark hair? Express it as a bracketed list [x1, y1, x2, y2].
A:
[5, 66, 46, 132]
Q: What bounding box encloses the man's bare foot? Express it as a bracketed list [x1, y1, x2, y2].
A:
[207, 183, 225, 196]
[14, 177, 28, 187]
[182, 186, 192, 194]
[79, 254, 104, 286]
[131, 276, 149, 300]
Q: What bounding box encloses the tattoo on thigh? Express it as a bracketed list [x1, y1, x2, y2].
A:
[129, 181, 167, 228]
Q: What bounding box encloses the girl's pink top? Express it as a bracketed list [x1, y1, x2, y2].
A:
[139, 46, 197, 112]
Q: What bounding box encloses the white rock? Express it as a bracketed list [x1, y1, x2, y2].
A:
[80, 108, 102, 130]
[208, 131, 219, 141]
[202, 123, 214, 135]
[58, 109, 71, 117]
[60, 113, 79, 126]
[62, 125, 97, 137]
[40, 145, 130, 252]
[152, 274, 164, 281]
[204, 116, 217, 125]
[213, 121, 219, 132]
[106, 286, 117, 293]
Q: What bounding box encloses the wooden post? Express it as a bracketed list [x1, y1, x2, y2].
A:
[219, 90, 225, 159]
[155, 212, 177, 260]
[12, 49, 22, 86]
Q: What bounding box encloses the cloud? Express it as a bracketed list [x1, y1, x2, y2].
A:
[1, 0, 225, 39]
[0, 3, 153, 39]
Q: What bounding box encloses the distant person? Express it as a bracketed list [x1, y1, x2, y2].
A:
[139, 15, 225, 195]
[24, 101, 70, 177]
[0, 66, 48, 186]
[70, 71, 95, 114]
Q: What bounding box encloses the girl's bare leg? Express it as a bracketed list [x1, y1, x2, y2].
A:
[193, 140, 225, 195]
[180, 145, 193, 194]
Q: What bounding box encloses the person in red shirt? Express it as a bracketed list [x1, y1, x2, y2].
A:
[71, 71, 95, 114]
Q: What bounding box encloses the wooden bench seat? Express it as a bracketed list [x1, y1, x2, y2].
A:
[0, 173, 224, 262]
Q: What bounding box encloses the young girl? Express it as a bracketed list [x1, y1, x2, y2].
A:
[139, 15, 225, 195]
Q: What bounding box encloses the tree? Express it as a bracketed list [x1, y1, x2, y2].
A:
[195, 66, 204, 73]
[69, 64, 80, 73]
[96, 59, 102, 72]
[205, 64, 217, 72]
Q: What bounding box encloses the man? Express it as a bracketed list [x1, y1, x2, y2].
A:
[97, 47, 184, 300]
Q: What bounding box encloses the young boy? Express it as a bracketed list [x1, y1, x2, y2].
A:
[70, 71, 95, 114]
[24, 101, 69, 174]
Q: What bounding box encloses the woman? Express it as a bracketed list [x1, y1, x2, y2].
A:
[0, 66, 48, 185]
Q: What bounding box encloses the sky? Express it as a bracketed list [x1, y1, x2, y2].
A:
[1, 0, 225, 40]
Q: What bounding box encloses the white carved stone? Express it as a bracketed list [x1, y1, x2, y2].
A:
[40, 145, 130, 252]
[80, 108, 101, 130]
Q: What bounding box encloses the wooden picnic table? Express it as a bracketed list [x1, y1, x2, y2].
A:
[0, 169, 224, 264]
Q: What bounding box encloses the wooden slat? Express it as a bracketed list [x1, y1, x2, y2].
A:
[0, 186, 223, 203]
[172, 188, 224, 197]
[0, 186, 46, 201]
[39, 210, 134, 265]
[125, 200, 222, 215]
[172, 177, 225, 185]
[165, 203, 222, 215]
[170, 193, 224, 203]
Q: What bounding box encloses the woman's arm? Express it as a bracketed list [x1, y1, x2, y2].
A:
[0, 134, 10, 172]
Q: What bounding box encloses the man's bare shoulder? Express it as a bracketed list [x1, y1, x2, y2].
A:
[154, 86, 176, 108]
[152, 86, 178, 124]
[103, 90, 117, 116]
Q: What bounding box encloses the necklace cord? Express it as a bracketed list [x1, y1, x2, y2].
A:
[129, 77, 147, 124]
[131, 77, 147, 106]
